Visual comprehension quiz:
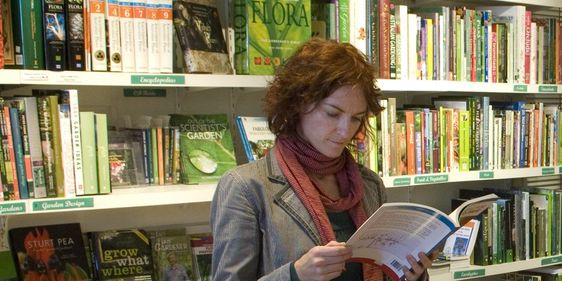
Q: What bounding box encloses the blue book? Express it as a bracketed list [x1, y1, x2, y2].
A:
[9, 107, 29, 199]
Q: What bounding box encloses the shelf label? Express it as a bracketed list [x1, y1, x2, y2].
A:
[131, 75, 185, 85]
[414, 175, 448, 184]
[20, 71, 49, 82]
[513, 84, 528, 92]
[393, 177, 411, 186]
[542, 167, 555, 175]
[0, 202, 26, 215]
[479, 171, 494, 179]
[124, 88, 167, 97]
[542, 256, 562, 265]
[32, 198, 94, 211]
[53, 73, 84, 84]
[453, 269, 485, 279]
[539, 85, 558, 93]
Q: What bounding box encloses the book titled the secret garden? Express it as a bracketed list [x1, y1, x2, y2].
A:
[169, 114, 236, 184]
[234, 0, 312, 75]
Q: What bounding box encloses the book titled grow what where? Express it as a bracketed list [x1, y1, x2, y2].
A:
[346, 193, 499, 281]
[169, 113, 236, 184]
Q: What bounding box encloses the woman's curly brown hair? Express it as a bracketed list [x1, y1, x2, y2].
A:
[263, 38, 383, 137]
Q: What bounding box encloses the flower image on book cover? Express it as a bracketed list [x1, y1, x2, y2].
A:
[8, 223, 91, 281]
[173, 0, 232, 73]
[169, 114, 236, 184]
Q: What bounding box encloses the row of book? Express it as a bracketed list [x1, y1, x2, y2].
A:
[0, 90, 111, 201]
[314, 1, 562, 85]
[6, 222, 213, 281]
[364, 97, 562, 178]
[506, 267, 562, 281]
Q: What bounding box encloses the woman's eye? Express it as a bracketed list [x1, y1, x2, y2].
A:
[326, 112, 338, 118]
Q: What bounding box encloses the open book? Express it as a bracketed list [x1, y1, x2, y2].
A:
[346, 193, 498, 280]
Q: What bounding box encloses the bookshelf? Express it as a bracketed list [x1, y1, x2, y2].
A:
[1, 0, 562, 280]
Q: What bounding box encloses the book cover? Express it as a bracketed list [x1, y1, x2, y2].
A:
[8, 223, 91, 281]
[189, 233, 212, 281]
[235, 116, 275, 162]
[346, 193, 498, 281]
[108, 141, 138, 187]
[169, 114, 236, 184]
[233, 0, 310, 75]
[66, 0, 86, 70]
[150, 228, 195, 281]
[43, 0, 67, 70]
[173, 0, 232, 74]
[90, 229, 154, 280]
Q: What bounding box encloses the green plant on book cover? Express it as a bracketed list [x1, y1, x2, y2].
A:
[234, 0, 311, 75]
[169, 114, 236, 184]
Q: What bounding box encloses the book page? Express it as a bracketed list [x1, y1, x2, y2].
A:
[449, 193, 498, 226]
[347, 203, 456, 280]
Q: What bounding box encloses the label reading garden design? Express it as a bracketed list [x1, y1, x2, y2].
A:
[32, 198, 94, 211]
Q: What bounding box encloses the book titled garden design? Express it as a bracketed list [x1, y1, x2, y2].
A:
[169, 114, 236, 184]
[347, 193, 498, 281]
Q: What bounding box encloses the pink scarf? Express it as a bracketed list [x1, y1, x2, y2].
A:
[275, 135, 382, 281]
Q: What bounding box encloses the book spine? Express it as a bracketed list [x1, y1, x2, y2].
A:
[80, 112, 98, 194]
[389, 5, 396, 79]
[233, 0, 248, 74]
[151, 127, 158, 184]
[43, 0, 66, 70]
[118, 0, 136, 72]
[83, 0, 92, 71]
[95, 113, 110, 194]
[524, 11, 531, 84]
[378, 0, 390, 79]
[3, 106, 20, 200]
[156, 127, 163, 185]
[337, 0, 349, 43]
[158, 0, 172, 73]
[21, 97, 47, 198]
[0, 103, 13, 200]
[9, 107, 28, 199]
[11, 0, 45, 69]
[133, 0, 148, 72]
[146, 0, 160, 73]
[66, 90, 84, 196]
[172, 127, 180, 183]
[0, 0, 4, 69]
[36, 96, 56, 197]
[12, 101, 35, 199]
[142, 128, 152, 184]
[105, 0, 122, 71]
[66, 0, 86, 70]
[47, 96, 64, 197]
[89, 0, 108, 71]
[163, 127, 171, 183]
[58, 104, 76, 198]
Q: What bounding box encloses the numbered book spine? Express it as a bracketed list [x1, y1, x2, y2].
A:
[158, 0, 173, 73]
[66, 0, 86, 70]
[43, 0, 67, 70]
[88, 0, 108, 71]
[118, 0, 136, 72]
[80, 112, 98, 194]
[95, 113, 110, 194]
[145, 0, 160, 73]
[59, 104, 76, 197]
[105, 0, 122, 71]
[133, 0, 148, 72]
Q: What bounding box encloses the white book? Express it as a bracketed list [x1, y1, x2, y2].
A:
[58, 104, 76, 198]
[146, 0, 160, 73]
[105, 0, 123, 71]
[64, 90, 84, 196]
[349, 0, 366, 55]
[133, 0, 148, 72]
[158, 0, 173, 73]
[530, 22, 537, 84]
[407, 14, 418, 81]
[95, 113, 111, 194]
[396, 5, 408, 80]
[119, 0, 136, 72]
[89, 0, 108, 71]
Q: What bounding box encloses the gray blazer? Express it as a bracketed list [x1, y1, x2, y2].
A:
[210, 149, 387, 281]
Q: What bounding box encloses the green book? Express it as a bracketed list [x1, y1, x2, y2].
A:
[234, 0, 311, 75]
[80, 112, 98, 195]
[9, 0, 44, 69]
[150, 228, 195, 281]
[96, 113, 110, 194]
[169, 114, 236, 184]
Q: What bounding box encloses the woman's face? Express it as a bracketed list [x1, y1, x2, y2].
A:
[297, 85, 367, 158]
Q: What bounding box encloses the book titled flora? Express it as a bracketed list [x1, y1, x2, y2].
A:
[150, 228, 194, 281]
[234, 0, 311, 75]
[173, 0, 232, 73]
[90, 229, 154, 281]
[8, 223, 91, 281]
[169, 114, 236, 184]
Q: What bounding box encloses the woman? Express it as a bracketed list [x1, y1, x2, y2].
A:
[210, 38, 433, 281]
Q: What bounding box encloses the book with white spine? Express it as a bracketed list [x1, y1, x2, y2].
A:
[133, 0, 148, 72]
[146, 0, 160, 73]
[158, 0, 173, 73]
[119, 0, 136, 72]
[105, 0, 122, 71]
[89, 0, 108, 71]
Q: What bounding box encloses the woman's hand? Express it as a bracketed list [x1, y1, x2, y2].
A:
[294, 241, 352, 281]
[402, 251, 436, 281]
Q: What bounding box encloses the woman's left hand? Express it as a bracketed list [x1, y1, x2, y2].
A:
[402, 251, 435, 281]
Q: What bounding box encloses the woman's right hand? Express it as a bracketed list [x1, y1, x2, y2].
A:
[294, 241, 352, 281]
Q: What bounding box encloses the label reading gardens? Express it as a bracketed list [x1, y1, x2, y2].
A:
[32, 198, 94, 211]
[0, 202, 26, 214]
